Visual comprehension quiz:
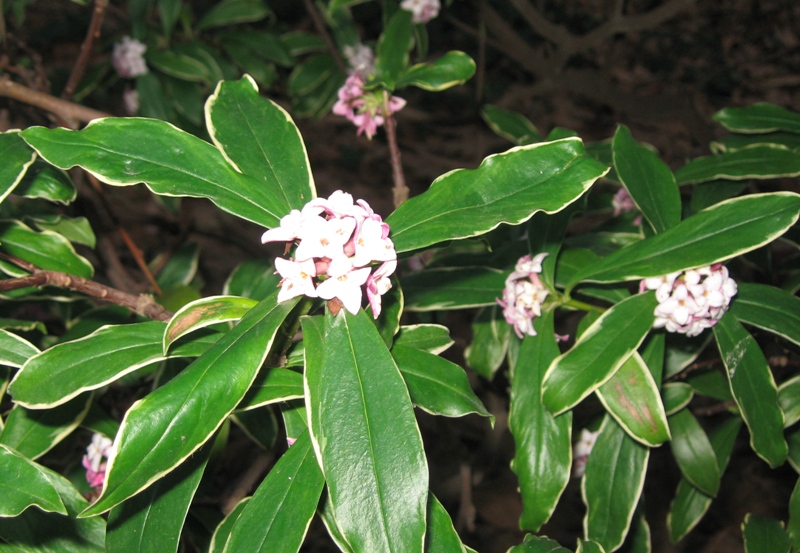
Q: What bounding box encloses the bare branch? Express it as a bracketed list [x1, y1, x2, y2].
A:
[383, 91, 409, 208]
[0, 77, 110, 127]
[62, 0, 109, 100]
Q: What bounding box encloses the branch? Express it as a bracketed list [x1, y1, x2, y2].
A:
[302, 0, 347, 75]
[62, 0, 109, 100]
[0, 77, 110, 128]
[0, 253, 173, 322]
[468, 4, 549, 76]
[383, 91, 409, 207]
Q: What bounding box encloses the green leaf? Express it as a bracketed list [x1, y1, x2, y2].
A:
[596, 351, 670, 446]
[0, 444, 67, 516]
[30, 215, 95, 248]
[576, 539, 606, 553]
[14, 162, 78, 204]
[375, 276, 403, 347]
[106, 441, 211, 553]
[686, 369, 732, 401]
[153, 241, 199, 291]
[464, 305, 510, 380]
[209, 497, 250, 553]
[148, 50, 214, 84]
[572, 193, 800, 285]
[676, 146, 800, 185]
[393, 324, 453, 354]
[396, 51, 475, 91]
[0, 394, 92, 460]
[713, 103, 800, 134]
[510, 312, 572, 532]
[237, 368, 304, 411]
[790, 478, 800, 552]
[508, 535, 571, 552]
[583, 415, 649, 552]
[206, 76, 316, 211]
[198, 0, 270, 30]
[667, 417, 741, 542]
[612, 125, 681, 233]
[0, 219, 93, 277]
[0, 329, 39, 368]
[374, 9, 413, 88]
[158, 0, 182, 35]
[425, 493, 467, 552]
[0, 131, 36, 203]
[662, 383, 693, 415]
[742, 514, 792, 553]
[392, 345, 492, 421]
[542, 292, 658, 415]
[668, 408, 721, 496]
[9, 321, 212, 408]
[730, 282, 800, 348]
[223, 431, 324, 552]
[664, 333, 710, 380]
[221, 31, 294, 67]
[304, 310, 428, 552]
[82, 294, 298, 516]
[714, 315, 787, 467]
[780, 376, 800, 428]
[387, 139, 608, 253]
[224, 259, 281, 301]
[164, 295, 258, 350]
[0, 462, 106, 552]
[480, 105, 542, 146]
[401, 267, 506, 311]
[711, 132, 800, 153]
[231, 406, 277, 449]
[21, 118, 287, 228]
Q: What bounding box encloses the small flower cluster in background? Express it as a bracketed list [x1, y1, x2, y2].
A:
[641, 264, 737, 337]
[333, 70, 406, 139]
[612, 187, 642, 226]
[498, 253, 549, 338]
[112, 36, 148, 78]
[262, 191, 397, 318]
[400, 0, 441, 24]
[83, 433, 113, 490]
[572, 428, 599, 478]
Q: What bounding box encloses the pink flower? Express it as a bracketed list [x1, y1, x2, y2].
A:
[612, 188, 643, 226]
[400, 0, 441, 23]
[112, 36, 148, 78]
[642, 265, 737, 337]
[332, 74, 406, 139]
[572, 429, 599, 478]
[264, 191, 398, 318]
[497, 253, 550, 338]
[83, 433, 113, 490]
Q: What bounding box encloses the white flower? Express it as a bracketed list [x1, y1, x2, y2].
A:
[343, 43, 375, 76]
[643, 264, 737, 337]
[84, 433, 113, 473]
[264, 191, 398, 318]
[497, 253, 550, 338]
[112, 36, 148, 78]
[572, 429, 599, 478]
[123, 87, 139, 114]
[400, 0, 441, 23]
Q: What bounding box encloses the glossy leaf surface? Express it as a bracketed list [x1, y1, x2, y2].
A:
[729, 282, 800, 348]
[387, 138, 608, 253]
[573, 193, 800, 284]
[510, 312, 572, 532]
[0, 219, 93, 278]
[304, 310, 428, 553]
[0, 329, 39, 368]
[612, 125, 681, 234]
[209, 498, 250, 553]
[396, 51, 476, 91]
[206, 76, 315, 210]
[237, 368, 304, 411]
[392, 324, 453, 355]
[465, 305, 510, 380]
[164, 295, 257, 350]
[83, 294, 298, 516]
[392, 345, 492, 421]
[742, 514, 791, 553]
[480, 105, 542, 145]
[224, 431, 324, 553]
[543, 292, 657, 415]
[508, 535, 571, 552]
[401, 267, 506, 311]
[596, 351, 670, 446]
[425, 494, 467, 553]
[714, 315, 787, 467]
[21, 118, 285, 228]
[0, 444, 66, 517]
[0, 131, 36, 202]
[713, 103, 800, 133]
[583, 416, 649, 552]
[676, 146, 800, 185]
[668, 409, 720, 496]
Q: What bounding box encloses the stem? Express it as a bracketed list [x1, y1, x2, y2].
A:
[0, 253, 173, 322]
[62, 0, 109, 100]
[0, 77, 110, 127]
[383, 91, 409, 208]
[560, 298, 606, 313]
[269, 297, 316, 366]
[302, 0, 347, 74]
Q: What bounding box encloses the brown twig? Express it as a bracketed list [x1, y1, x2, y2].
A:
[302, 0, 347, 74]
[0, 77, 110, 127]
[62, 0, 109, 101]
[383, 91, 409, 208]
[0, 252, 173, 321]
[221, 450, 272, 515]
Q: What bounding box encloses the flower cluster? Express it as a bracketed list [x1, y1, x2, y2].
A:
[83, 433, 113, 489]
[333, 73, 406, 139]
[612, 187, 642, 226]
[640, 264, 737, 337]
[572, 428, 599, 478]
[112, 36, 148, 78]
[343, 43, 375, 76]
[401, 0, 441, 23]
[497, 253, 549, 338]
[262, 191, 397, 318]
